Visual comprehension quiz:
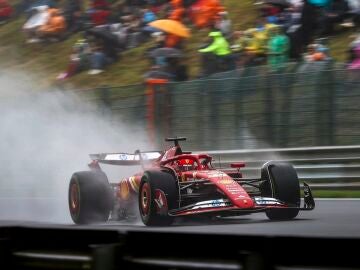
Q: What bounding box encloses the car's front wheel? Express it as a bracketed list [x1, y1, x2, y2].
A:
[139, 170, 178, 226]
[260, 162, 300, 220]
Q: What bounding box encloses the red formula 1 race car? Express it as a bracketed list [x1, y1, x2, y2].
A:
[68, 137, 315, 226]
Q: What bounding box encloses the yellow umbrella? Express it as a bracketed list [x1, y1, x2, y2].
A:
[149, 19, 191, 38]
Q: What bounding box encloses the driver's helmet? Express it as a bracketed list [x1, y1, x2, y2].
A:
[176, 158, 195, 171]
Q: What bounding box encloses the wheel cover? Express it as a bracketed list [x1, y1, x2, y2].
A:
[141, 182, 150, 216]
[70, 183, 80, 215]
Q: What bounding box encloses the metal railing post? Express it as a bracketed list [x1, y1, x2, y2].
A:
[145, 79, 168, 148]
[327, 68, 336, 145]
[100, 85, 112, 116]
[265, 72, 274, 145]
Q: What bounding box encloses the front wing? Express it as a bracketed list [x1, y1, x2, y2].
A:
[169, 183, 315, 217]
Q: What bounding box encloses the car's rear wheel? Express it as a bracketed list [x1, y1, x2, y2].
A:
[139, 170, 178, 226]
[69, 171, 113, 224]
[260, 162, 300, 220]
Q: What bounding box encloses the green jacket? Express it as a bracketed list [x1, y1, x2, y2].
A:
[267, 34, 289, 70]
[199, 31, 231, 56]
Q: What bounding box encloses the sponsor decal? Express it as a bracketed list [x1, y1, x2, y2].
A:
[154, 189, 168, 215]
[105, 152, 161, 161]
[128, 176, 139, 192]
[119, 180, 130, 200]
[192, 199, 230, 209]
[226, 188, 241, 192]
[219, 179, 234, 185]
[234, 195, 247, 200]
[208, 172, 227, 178]
[119, 154, 128, 160]
[254, 197, 282, 205]
[211, 199, 223, 207]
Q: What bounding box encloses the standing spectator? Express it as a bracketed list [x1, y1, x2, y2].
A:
[63, 0, 83, 33]
[241, 26, 270, 66]
[57, 39, 91, 80]
[0, 0, 12, 24]
[164, 33, 182, 48]
[167, 57, 188, 81]
[168, 0, 185, 21]
[23, 5, 50, 43]
[189, 0, 224, 28]
[126, 14, 143, 48]
[267, 25, 290, 70]
[92, 0, 109, 10]
[347, 45, 360, 82]
[198, 30, 233, 75]
[299, 0, 331, 49]
[348, 45, 360, 69]
[215, 11, 232, 39]
[142, 6, 156, 25]
[89, 0, 110, 26]
[37, 8, 66, 41]
[323, 0, 350, 34]
[88, 40, 108, 74]
[347, 0, 360, 26]
[348, 33, 360, 62]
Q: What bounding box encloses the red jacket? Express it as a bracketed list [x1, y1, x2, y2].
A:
[92, 0, 109, 9]
[0, 0, 12, 18]
[91, 9, 110, 25]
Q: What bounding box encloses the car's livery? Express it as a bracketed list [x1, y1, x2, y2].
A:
[68, 137, 315, 226]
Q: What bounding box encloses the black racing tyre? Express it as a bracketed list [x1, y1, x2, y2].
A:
[139, 170, 179, 226]
[68, 170, 113, 224]
[260, 162, 300, 220]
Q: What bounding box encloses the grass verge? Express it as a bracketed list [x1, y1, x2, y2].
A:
[312, 190, 360, 198]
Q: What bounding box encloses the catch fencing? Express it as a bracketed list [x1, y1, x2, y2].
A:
[79, 61, 360, 151]
[76, 62, 360, 189]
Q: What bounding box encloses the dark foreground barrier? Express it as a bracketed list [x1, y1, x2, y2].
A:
[0, 225, 360, 270]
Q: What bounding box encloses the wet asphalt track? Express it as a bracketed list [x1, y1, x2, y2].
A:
[1, 199, 360, 238]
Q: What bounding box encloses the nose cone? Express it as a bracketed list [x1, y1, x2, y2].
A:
[232, 197, 255, 208]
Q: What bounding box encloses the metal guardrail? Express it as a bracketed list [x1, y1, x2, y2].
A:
[199, 145, 360, 190]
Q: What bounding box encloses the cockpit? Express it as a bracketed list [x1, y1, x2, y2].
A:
[174, 156, 213, 172]
[176, 158, 197, 171]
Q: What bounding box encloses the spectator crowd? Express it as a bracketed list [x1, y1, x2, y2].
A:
[0, 0, 359, 82]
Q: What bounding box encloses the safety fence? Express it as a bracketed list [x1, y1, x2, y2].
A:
[79, 62, 360, 151]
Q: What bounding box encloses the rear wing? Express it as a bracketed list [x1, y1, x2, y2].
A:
[89, 151, 163, 166]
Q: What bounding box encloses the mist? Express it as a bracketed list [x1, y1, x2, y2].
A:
[0, 70, 148, 223]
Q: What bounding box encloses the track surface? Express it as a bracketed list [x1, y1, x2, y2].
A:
[1, 199, 360, 238]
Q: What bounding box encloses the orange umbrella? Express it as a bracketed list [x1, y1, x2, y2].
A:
[149, 19, 191, 38]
